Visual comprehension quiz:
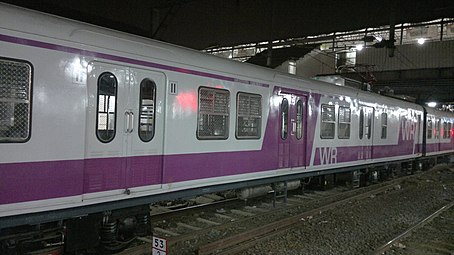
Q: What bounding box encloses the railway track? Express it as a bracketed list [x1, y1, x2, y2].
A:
[197, 182, 408, 255]
[374, 201, 454, 255]
[116, 172, 422, 255]
[147, 187, 347, 249]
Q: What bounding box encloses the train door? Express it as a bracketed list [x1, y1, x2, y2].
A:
[84, 62, 164, 199]
[415, 114, 422, 154]
[127, 68, 165, 191]
[278, 93, 306, 168]
[436, 118, 441, 152]
[358, 106, 374, 161]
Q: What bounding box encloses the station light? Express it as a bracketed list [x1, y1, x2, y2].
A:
[427, 102, 437, 108]
[355, 44, 364, 51]
[417, 38, 426, 45]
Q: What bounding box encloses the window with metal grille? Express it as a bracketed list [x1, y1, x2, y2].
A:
[0, 58, 32, 143]
[338, 107, 351, 139]
[96, 72, 117, 143]
[381, 113, 388, 139]
[296, 99, 303, 140]
[197, 87, 230, 139]
[427, 119, 433, 139]
[321, 104, 335, 139]
[236, 92, 261, 139]
[281, 98, 289, 140]
[139, 79, 156, 142]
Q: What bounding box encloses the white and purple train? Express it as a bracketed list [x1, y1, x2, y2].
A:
[1, 3, 453, 253]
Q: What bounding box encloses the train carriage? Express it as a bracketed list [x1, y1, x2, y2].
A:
[1, 3, 453, 254]
[425, 107, 454, 156]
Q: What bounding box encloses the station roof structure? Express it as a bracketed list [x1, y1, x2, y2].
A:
[1, 0, 453, 50]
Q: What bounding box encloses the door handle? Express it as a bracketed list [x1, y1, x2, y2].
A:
[125, 111, 131, 133]
[129, 112, 134, 133]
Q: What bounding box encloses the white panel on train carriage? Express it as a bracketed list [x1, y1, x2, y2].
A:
[162, 75, 270, 155]
[0, 38, 87, 163]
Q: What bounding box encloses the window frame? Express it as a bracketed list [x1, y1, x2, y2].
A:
[427, 118, 433, 139]
[95, 72, 118, 143]
[366, 110, 372, 139]
[196, 86, 230, 140]
[337, 106, 351, 139]
[436, 119, 441, 139]
[296, 99, 304, 140]
[138, 78, 156, 142]
[236, 92, 262, 140]
[359, 108, 364, 139]
[0, 57, 33, 143]
[280, 98, 289, 140]
[320, 104, 335, 139]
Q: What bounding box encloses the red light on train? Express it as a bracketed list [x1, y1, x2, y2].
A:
[176, 92, 197, 112]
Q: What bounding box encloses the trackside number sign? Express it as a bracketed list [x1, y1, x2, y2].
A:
[152, 236, 167, 255]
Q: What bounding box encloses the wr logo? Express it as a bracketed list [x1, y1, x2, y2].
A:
[319, 147, 337, 164]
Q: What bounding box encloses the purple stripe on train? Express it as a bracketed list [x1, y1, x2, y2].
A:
[314, 143, 415, 165]
[426, 142, 454, 153]
[2, 142, 453, 205]
[0, 160, 83, 204]
[83, 156, 163, 193]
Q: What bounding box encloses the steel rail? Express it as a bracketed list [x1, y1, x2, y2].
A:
[372, 201, 454, 255]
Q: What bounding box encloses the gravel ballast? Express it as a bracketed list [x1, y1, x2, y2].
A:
[241, 165, 454, 255]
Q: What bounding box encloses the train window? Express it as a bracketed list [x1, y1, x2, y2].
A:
[96, 72, 117, 143]
[366, 111, 372, 139]
[381, 113, 388, 139]
[448, 122, 452, 138]
[236, 92, 262, 139]
[359, 109, 364, 139]
[296, 100, 303, 140]
[0, 58, 32, 143]
[427, 119, 433, 139]
[443, 121, 448, 139]
[436, 119, 441, 139]
[338, 107, 351, 139]
[138, 79, 156, 142]
[197, 87, 230, 139]
[281, 98, 289, 140]
[321, 104, 335, 139]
